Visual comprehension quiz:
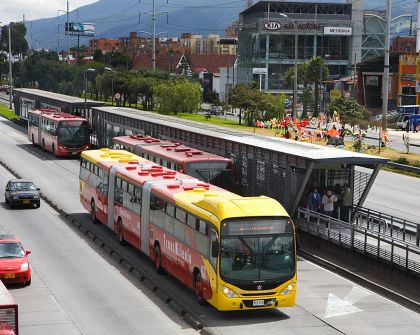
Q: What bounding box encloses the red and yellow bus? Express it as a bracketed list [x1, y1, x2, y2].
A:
[79, 149, 297, 311]
[28, 109, 91, 157]
[0, 280, 18, 335]
[113, 135, 235, 191]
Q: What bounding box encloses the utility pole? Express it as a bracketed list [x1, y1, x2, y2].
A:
[382, 0, 391, 131]
[141, 0, 168, 70]
[67, 0, 70, 63]
[8, 24, 13, 110]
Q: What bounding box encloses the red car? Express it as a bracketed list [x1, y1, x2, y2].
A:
[0, 235, 31, 286]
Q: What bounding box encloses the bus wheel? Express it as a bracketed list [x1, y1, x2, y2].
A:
[117, 219, 126, 246]
[154, 244, 165, 275]
[193, 272, 206, 305]
[52, 144, 56, 157]
[42, 140, 46, 152]
[31, 134, 35, 146]
[91, 200, 98, 224]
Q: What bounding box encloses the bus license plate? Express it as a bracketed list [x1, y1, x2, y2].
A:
[23, 200, 30, 204]
[5, 273, 15, 279]
[253, 300, 265, 307]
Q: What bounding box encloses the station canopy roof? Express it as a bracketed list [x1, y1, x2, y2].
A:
[93, 106, 387, 166]
[14, 88, 104, 105]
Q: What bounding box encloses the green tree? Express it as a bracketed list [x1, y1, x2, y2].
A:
[299, 86, 315, 118]
[0, 22, 28, 57]
[304, 56, 329, 117]
[263, 93, 287, 120]
[328, 97, 372, 127]
[154, 78, 201, 114]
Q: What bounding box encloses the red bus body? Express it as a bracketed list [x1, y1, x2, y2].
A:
[113, 135, 235, 191]
[0, 281, 18, 335]
[80, 150, 297, 311]
[28, 109, 91, 157]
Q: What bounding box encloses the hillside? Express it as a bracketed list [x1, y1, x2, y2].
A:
[26, 0, 417, 50]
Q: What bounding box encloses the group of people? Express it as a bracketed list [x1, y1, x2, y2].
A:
[307, 184, 352, 221]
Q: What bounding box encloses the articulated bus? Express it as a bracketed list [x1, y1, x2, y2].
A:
[28, 109, 91, 157]
[79, 149, 296, 311]
[113, 135, 235, 191]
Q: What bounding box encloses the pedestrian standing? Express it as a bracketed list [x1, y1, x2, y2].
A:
[342, 184, 352, 221]
[307, 187, 321, 212]
[322, 190, 337, 218]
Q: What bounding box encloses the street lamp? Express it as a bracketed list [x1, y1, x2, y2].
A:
[280, 13, 298, 119]
[84, 68, 95, 117]
[104, 67, 115, 106]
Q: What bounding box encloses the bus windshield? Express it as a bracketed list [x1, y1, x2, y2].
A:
[219, 218, 295, 281]
[185, 161, 234, 191]
[58, 121, 90, 146]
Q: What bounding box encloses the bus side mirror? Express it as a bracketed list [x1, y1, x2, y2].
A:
[211, 241, 218, 258]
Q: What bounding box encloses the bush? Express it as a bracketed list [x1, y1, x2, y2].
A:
[394, 157, 409, 165]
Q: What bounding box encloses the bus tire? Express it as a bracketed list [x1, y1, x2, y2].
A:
[154, 244, 165, 275]
[31, 134, 35, 146]
[42, 139, 46, 152]
[52, 144, 56, 157]
[193, 271, 206, 305]
[91, 200, 98, 224]
[117, 218, 126, 246]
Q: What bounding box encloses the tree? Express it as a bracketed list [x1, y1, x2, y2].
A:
[304, 57, 329, 117]
[299, 86, 315, 118]
[0, 22, 28, 57]
[263, 93, 287, 120]
[93, 49, 104, 63]
[328, 97, 372, 128]
[154, 78, 201, 114]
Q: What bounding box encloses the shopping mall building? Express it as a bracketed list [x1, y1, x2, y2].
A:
[237, 0, 363, 93]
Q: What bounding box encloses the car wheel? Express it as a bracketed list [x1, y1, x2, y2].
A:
[24, 278, 31, 286]
[154, 244, 165, 275]
[5, 196, 8, 205]
[35, 203, 40, 209]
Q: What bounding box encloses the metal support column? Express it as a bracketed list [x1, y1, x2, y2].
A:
[291, 161, 314, 215]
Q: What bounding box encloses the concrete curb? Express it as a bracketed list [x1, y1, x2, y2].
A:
[0, 157, 217, 335]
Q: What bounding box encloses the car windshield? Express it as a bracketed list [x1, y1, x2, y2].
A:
[185, 161, 234, 191]
[219, 218, 295, 281]
[58, 121, 90, 146]
[0, 243, 25, 258]
[11, 182, 36, 191]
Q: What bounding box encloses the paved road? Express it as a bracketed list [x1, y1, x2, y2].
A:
[0, 117, 419, 334]
[0, 162, 196, 334]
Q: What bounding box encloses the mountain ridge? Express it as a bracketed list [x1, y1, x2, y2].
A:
[26, 0, 417, 50]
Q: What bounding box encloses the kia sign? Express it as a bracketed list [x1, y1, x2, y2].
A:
[264, 21, 281, 30]
[252, 68, 268, 75]
[324, 27, 352, 36]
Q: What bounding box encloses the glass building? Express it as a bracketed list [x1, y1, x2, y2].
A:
[237, 1, 359, 93]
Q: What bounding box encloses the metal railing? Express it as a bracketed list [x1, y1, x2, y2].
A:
[296, 207, 420, 276]
[352, 206, 420, 247]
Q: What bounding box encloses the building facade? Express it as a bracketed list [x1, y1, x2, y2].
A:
[89, 38, 120, 54]
[237, 1, 358, 93]
[391, 36, 416, 54]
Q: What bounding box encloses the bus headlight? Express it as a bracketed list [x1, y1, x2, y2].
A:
[280, 283, 296, 295]
[220, 285, 238, 298]
[20, 263, 29, 271]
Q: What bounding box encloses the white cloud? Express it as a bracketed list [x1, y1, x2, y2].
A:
[0, 0, 97, 23]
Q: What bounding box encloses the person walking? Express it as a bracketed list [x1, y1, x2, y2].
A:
[322, 190, 337, 218]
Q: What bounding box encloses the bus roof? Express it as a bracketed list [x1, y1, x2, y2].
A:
[30, 109, 87, 122]
[112, 156, 289, 222]
[114, 135, 231, 163]
[81, 149, 146, 167]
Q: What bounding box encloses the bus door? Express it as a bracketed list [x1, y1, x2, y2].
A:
[141, 181, 152, 255]
[107, 166, 119, 230]
[38, 114, 42, 144]
[209, 227, 219, 296]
